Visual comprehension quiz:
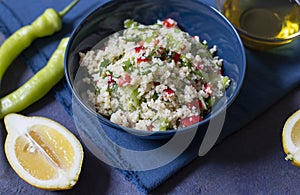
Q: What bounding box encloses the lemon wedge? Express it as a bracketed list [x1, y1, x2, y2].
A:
[4, 113, 84, 190]
[282, 109, 300, 166]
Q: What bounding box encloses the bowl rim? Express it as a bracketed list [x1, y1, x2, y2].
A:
[64, 0, 246, 137]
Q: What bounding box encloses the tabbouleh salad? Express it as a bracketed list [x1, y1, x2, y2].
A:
[79, 18, 230, 131]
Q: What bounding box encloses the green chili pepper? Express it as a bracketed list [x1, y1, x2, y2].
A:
[0, 37, 69, 119]
[0, 0, 79, 81]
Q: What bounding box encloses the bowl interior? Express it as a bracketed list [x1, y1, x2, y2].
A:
[65, 0, 246, 138]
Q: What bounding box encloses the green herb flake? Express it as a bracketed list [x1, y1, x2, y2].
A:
[100, 58, 110, 68]
[122, 59, 133, 72]
[124, 19, 136, 28]
[152, 91, 159, 100]
[99, 58, 111, 76]
[145, 36, 153, 43]
[179, 54, 192, 68]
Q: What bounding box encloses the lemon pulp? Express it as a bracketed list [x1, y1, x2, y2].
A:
[291, 119, 300, 147]
[15, 124, 75, 180]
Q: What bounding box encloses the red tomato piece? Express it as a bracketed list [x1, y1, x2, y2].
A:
[153, 81, 161, 86]
[147, 124, 154, 131]
[195, 61, 204, 70]
[134, 46, 145, 53]
[187, 100, 203, 110]
[172, 52, 181, 63]
[107, 74, 115, 86]
[218, 69, 223, 75]
[204, 83, 213, 95]
[180, 115, 203, 127]
[118, 74, 131, 86]
[154, 39, 160, 46]
[137, 56, 150, 64]
[163, 87, 175, 95]
[162, 18, 177, 28]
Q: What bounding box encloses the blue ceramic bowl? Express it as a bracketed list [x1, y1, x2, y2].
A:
[65, 0, 246, 139]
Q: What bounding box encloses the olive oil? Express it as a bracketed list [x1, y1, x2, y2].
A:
[217, 0, 300, 48]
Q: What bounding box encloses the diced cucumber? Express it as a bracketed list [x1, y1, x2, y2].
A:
[123, 86, 140, 111]
[222, 76, 230, 88]
[207, 96, 216, 107]
[153, 117, 169, 131]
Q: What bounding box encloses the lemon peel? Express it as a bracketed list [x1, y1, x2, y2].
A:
[282, 109, 300, 166]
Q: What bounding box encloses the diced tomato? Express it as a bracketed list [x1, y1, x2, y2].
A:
[180, 115, 203, 127]
[195, 61, 204, 70]
[118, 74, 131, 86]
[107, 74, 115, 86]
[187, 100, 203, 110]
[204, 83, 213, 95]
[137, 56, 150, 64]
[181, 44, 187, 52]
[153, 81, 160, 86]
[163, 87, 175, 95]
[162, 18, 177, 28]
[147, 124, 154, 131]
[218, 69, 223, 75]
[158, 46, 165, 54]
[154, 39, 160, 46]
[172, 52, 181, 63]
[192, 35, 199, 41]
[134, 46, 145, 53]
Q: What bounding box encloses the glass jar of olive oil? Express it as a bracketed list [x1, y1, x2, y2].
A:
[217, 0, 300, 49]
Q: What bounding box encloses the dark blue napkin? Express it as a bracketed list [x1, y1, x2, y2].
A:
[1, 0, 300, 194]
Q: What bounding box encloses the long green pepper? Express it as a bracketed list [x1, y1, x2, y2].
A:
[0, 0, 79, 81]
[0, 37, 69, 119]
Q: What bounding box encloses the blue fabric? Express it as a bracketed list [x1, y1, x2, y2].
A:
[1, 0, 300, 194]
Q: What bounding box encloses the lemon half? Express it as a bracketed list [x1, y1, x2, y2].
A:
[282, 109, 300, 166]
[4, 113, 84, 190]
